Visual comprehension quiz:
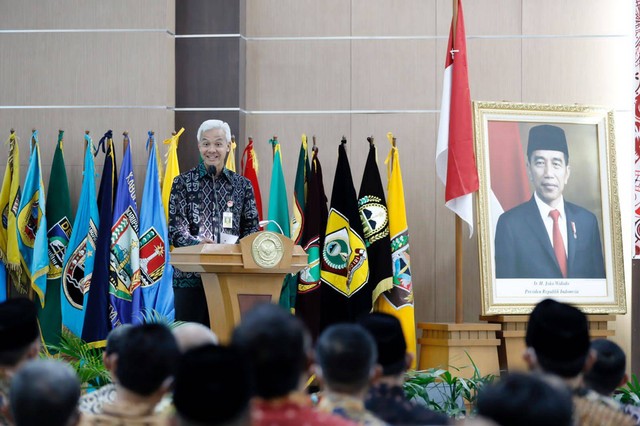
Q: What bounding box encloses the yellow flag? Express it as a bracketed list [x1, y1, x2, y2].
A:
[0, 132, 21, 275]
[162, 128, 184, 222]
[376, 132, 417, 369]
[225, 137, 237, 172]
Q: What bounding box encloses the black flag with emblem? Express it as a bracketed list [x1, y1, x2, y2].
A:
[358, 139, 393, 309]
[320, 139, 370, 328]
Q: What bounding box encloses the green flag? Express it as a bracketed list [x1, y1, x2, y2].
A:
[39, 131, 73, 350]
[266, 138, 292, 310]
[283, 135, 310, 311]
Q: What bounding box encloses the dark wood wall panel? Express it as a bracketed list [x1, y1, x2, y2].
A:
[175, 0, 243, 171]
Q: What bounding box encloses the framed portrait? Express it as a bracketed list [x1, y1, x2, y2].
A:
[473, 101, 625, 315]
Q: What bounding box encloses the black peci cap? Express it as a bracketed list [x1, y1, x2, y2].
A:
[527, 125, 569, 163]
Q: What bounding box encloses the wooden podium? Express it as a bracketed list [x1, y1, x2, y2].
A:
[170, 231, 308, 343]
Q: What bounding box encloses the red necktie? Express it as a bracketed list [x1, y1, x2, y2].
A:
[549, 209, 567, 278]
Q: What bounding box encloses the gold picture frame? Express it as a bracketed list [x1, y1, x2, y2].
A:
[473, 101, 625, 315]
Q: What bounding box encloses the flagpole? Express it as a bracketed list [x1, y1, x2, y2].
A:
[453, 0, 464, 325]
[123, 131, 130, 155]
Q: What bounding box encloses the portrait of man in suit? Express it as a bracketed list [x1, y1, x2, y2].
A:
[494, 124, 606, 279]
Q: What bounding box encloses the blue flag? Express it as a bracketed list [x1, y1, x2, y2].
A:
[82, 131, 117, 347]
[61, 134, 99, 337]
[16, 131, 49, 304]
[139, 132, 174, 321]
[0, 263, 6, 303]
[109, 134, 142, 326]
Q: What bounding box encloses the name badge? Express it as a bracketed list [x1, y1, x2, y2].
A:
[222, 211, 233, 229]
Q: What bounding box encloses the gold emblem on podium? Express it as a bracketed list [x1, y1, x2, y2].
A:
[252, 232, 284, 268]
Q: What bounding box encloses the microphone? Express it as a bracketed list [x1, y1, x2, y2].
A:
[259, 219, 285, 235]
[206, 164, 220, 243]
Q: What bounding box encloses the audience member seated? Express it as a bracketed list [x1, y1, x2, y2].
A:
[584, 339, 640, 424]
[0, 298, 41, 425]
[524, 298, 635, 426]
[10, 359, 81, 426]
[79, 323, 180, 425]
[172, 322, 218, 353]
[78, 324, 133, 414]
[315, 323, 388, 425]
[476, 372, 573, 426]
[173, 344, 251, 426]
[358, 313, 450, 425]
[231, 303, 355, 426]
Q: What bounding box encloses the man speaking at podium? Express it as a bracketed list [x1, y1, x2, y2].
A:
[168, 119, 260, 325]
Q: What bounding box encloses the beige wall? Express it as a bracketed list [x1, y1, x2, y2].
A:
[0, 0, 634, 365]
[0, 0, 176, 209]
[241, 0, 635, 361]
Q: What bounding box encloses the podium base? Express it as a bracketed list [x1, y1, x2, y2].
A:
[480, 314, 615, 373]
[417, 322, 501, 379]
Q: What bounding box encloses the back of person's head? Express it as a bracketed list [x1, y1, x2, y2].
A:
[231, 303, 309, 399]
[174, 344, 251, 426]
[105, 324, 133, 356]
[0, 298, 40, 367]
[197, 119, 231, 143]
[316, 323, 377, 394]
[173, 322, 219, 353]
[477, 372, 573, 426]
[10, 359, 80, 426]
[525, 298, 590, 378]
[584, 339, 626, 396]
[358, 313, 407, 376]
[115, 323, 180, 396]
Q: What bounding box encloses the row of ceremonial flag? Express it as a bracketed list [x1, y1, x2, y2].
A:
[263, 132, 417, 365]
[0, 129, 186, 349]
[0, 0, 477, 364]
[0, 127, 418, 361]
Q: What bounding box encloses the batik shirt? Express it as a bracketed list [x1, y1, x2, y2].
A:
[318, 393, 389, 426]
[168, 163, 260, 288]
[0, 371, 10, 425]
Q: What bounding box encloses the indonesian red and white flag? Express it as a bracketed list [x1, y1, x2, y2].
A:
[435, 0, 479, 236]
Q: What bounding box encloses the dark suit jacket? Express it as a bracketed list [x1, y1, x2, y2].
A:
[494, 197, 605, 279]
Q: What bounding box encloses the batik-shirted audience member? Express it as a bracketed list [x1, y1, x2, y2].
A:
[10, 359, 81, 426]
[231, 303, 356, 426]
[79, 323, 180, 426]
[315, 323, 388, 426]
[359, 313, 450, 425]
[78, 324, 133, 414]
[173, 344, 251, 426]
[172, 322, 218, 353]
[524, 298, 635, 426]
[0, 298, 41, 426]
[476, 372, 573, 426]
[584, 339, 640, 424]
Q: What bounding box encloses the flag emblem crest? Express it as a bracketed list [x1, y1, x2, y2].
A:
[389, 231, 413, 307]
[47, 217, 72, 278]
[139, 227, 165, 287]
[63, 238, 94, 309]
[109, 206, 141, 302]
[323, 228, 350, 273]
[18, 195, 41, 247]
[321, 210, 369, 297]
[358, 195, 389, 245]
[298, 242, 320, 293]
